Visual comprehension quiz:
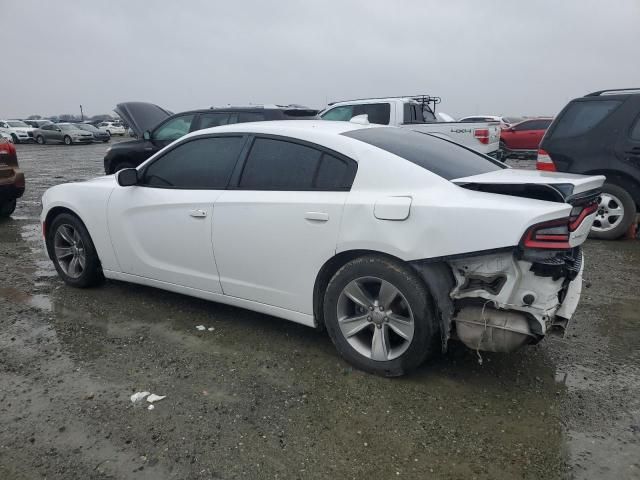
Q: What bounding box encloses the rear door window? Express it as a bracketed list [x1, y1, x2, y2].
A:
[153, 114, 195, 141]
[321, 103, 391, 125]
[552, 100, 621, 138]
[343, 127, 504, 180]
[142, 136, 244, 189]
[238, 112, 265, 123]
[239, 138, 321, 190]
[321, 106, 354, 121]
[198, 113, 236, 129]
[238, 137, 356, 190]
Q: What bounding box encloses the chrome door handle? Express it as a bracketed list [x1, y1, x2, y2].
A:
[189, 209, 207, 218]
[304, 211, 329, 222]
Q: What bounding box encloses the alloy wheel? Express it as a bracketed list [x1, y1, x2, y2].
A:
[592, 193, 625, 232]
[336, 276, 414, 361]
[54, 224, 86, 279]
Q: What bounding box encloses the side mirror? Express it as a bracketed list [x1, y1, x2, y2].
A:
[143, 130, 151, 140]
[117, 168, 139, 186]
[56, 128, 62, 132]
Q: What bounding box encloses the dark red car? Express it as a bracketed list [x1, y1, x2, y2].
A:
[0, 139, 25, 217]
[500, 117, 553, 158]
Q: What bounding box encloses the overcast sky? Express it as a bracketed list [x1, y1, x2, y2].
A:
[1, 0, 639, 119]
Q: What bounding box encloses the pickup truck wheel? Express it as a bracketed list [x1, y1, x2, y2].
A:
[0, 199, 17, 218]
[63, 135, 72, 146]
[48, 213, 103, 288]
[590, 183, 636, 240]
[36, 135, 46, 145]
[323, 255, 437, 377]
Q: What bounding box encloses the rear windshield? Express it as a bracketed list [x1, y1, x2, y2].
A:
[551, 100, 621, 138]
[342, 127, 505, 180]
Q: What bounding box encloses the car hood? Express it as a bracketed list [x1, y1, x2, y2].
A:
[114, 102, 172, 137]
[452, 169, 605, 201]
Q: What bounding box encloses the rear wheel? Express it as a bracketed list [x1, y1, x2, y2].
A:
[48, 213, 103, 287]
[63, 135, 72, 145]
[36, 135, 46, 145]
[590, 183, 636, 240]
[0, 199, 17, 218]
[323, 255, 437, 376]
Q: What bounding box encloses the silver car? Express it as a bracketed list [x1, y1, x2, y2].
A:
[34, 123, 94, 145]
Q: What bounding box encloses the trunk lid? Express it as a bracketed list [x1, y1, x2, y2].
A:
[452, 169, 605, 203]
[114, 102, 172, 138]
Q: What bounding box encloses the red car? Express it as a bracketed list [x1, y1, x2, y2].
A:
[0, 138, 24, 217]
[500, 118, 553, 158]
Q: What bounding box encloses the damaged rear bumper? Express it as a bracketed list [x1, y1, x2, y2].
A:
[445, 248, 584, 353]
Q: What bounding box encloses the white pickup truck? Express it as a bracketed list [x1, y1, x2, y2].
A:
[319, 96, 501, 157]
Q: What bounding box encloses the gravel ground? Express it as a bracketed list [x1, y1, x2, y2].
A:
[0, 140, 638, 479]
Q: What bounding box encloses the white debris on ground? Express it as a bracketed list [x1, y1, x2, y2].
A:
[148, 404, 155, 410]
[195, 325, 215, 332]
[130, 391, 150, 403]
[146, 394, 166, 403]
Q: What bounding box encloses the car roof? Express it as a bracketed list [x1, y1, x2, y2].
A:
[186, 120, 375, 143]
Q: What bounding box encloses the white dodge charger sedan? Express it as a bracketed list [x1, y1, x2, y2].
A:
[41, 121, 604, 376]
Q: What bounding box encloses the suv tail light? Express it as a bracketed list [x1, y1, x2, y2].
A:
[0, 139, 16, 157]
[536, 149, 556, 171]
[522, 201, 598, 250]
[474, 128, 489, 144]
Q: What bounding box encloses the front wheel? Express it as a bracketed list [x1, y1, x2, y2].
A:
[63, 135, 72, 145]
[48, 213, 104, 287]
[11, 134, 19, 144]
[590, 183, 636, 240]
[323, 255, 438, 376]
[36, 135, 46, 145]
[0, 199, 17, 218]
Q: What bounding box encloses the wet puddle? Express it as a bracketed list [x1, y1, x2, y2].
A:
[0, 287, 52, 312]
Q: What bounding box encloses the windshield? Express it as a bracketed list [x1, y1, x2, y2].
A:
[77, 124, 97, 132]
[342, 127, 505, 180]
[8, 121, 29, 128]
[59, 124, 78, 131]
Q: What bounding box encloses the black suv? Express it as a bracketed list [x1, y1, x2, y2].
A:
[104, 102, 318, 174]
[538, 88, 640, 239]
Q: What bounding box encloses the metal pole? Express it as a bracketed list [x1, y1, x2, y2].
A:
[80, 105, 84, 121]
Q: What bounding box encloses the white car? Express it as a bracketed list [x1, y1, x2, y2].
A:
[40, 121, 604, 376]
[459, 115, 512, 129]
[98, 121, 126, 136]
[319, 96, 502, 158]
[0, 119, 34, 143]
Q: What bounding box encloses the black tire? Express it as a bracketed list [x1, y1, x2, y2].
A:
[36, 135, 46, 145]
[106, 130, 111, 136]
[63, 135, 72, 146]
[0, 199, 17, 218]
[112, 161, 135, 173]
[323, 255, 437, 377]
[11, 134, 19, 144]
[48, 213, 104, 288]
[102, 138, 110, 143]
[589, 182, 636, 240]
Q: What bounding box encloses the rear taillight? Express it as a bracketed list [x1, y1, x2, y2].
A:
[522, 219, 571, 249]
[522, 201, 598, 250]
[0, 139, 16, 156]
[536, 149, 556, 171]
[474, 128, 489, 144]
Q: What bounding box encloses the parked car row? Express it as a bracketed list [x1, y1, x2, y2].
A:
[103, 95, 502, 174]
[0, 118, 128, 144]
